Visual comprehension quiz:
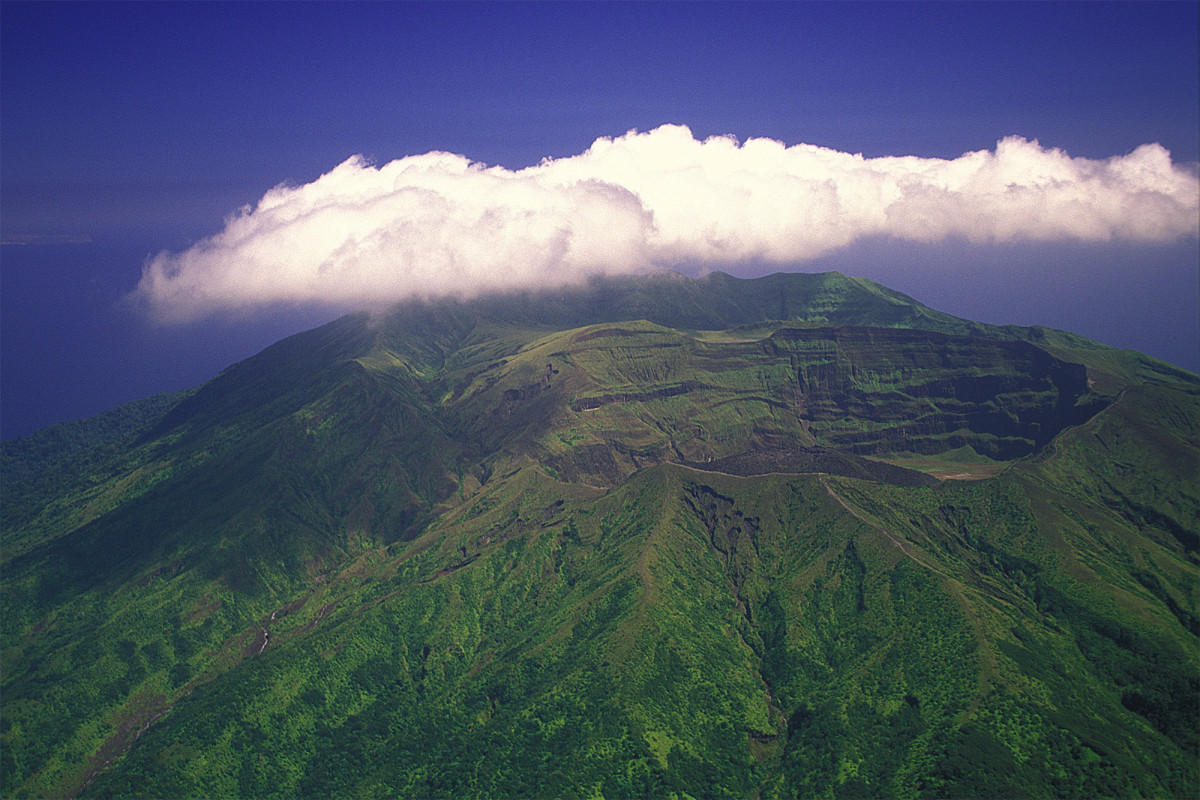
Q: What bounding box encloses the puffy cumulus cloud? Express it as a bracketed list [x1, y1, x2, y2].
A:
[135, 124, 1199, 321]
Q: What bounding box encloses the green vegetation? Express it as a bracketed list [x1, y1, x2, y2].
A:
[2, 271, 1196, 798]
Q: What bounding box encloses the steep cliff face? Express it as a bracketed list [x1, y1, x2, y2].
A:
[770, 327, 1096, 458]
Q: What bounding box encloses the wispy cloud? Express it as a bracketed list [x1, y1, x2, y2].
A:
[133, 124, 1199, 322]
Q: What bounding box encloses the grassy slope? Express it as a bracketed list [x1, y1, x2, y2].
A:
[2, 271, 1196, 798]
[78, 434, 1199, 798]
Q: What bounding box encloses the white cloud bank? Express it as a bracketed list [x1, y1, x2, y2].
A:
[135, 124, 1199, 321]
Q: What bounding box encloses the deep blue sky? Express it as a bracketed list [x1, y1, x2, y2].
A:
[3, 1, 1198, 439]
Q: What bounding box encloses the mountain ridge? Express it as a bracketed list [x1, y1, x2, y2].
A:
[2, 270, 1196, 798]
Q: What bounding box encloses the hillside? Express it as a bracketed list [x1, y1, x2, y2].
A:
[2, 270, 1197, 799]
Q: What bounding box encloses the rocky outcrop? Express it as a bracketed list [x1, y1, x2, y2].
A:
[770, 327, 1097, 459]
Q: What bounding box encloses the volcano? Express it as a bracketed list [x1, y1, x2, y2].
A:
[3, 271, 1197, 798]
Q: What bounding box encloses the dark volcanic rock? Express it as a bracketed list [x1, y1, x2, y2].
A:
[770, 326, 1096, 459]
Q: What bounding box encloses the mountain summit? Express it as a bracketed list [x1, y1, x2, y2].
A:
[3, 271, 1197, 798]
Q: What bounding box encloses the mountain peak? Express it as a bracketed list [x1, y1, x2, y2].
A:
[3, 270, 1196, 799]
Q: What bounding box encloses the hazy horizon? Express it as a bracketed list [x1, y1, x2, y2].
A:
[3, 1, 1197, 439]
